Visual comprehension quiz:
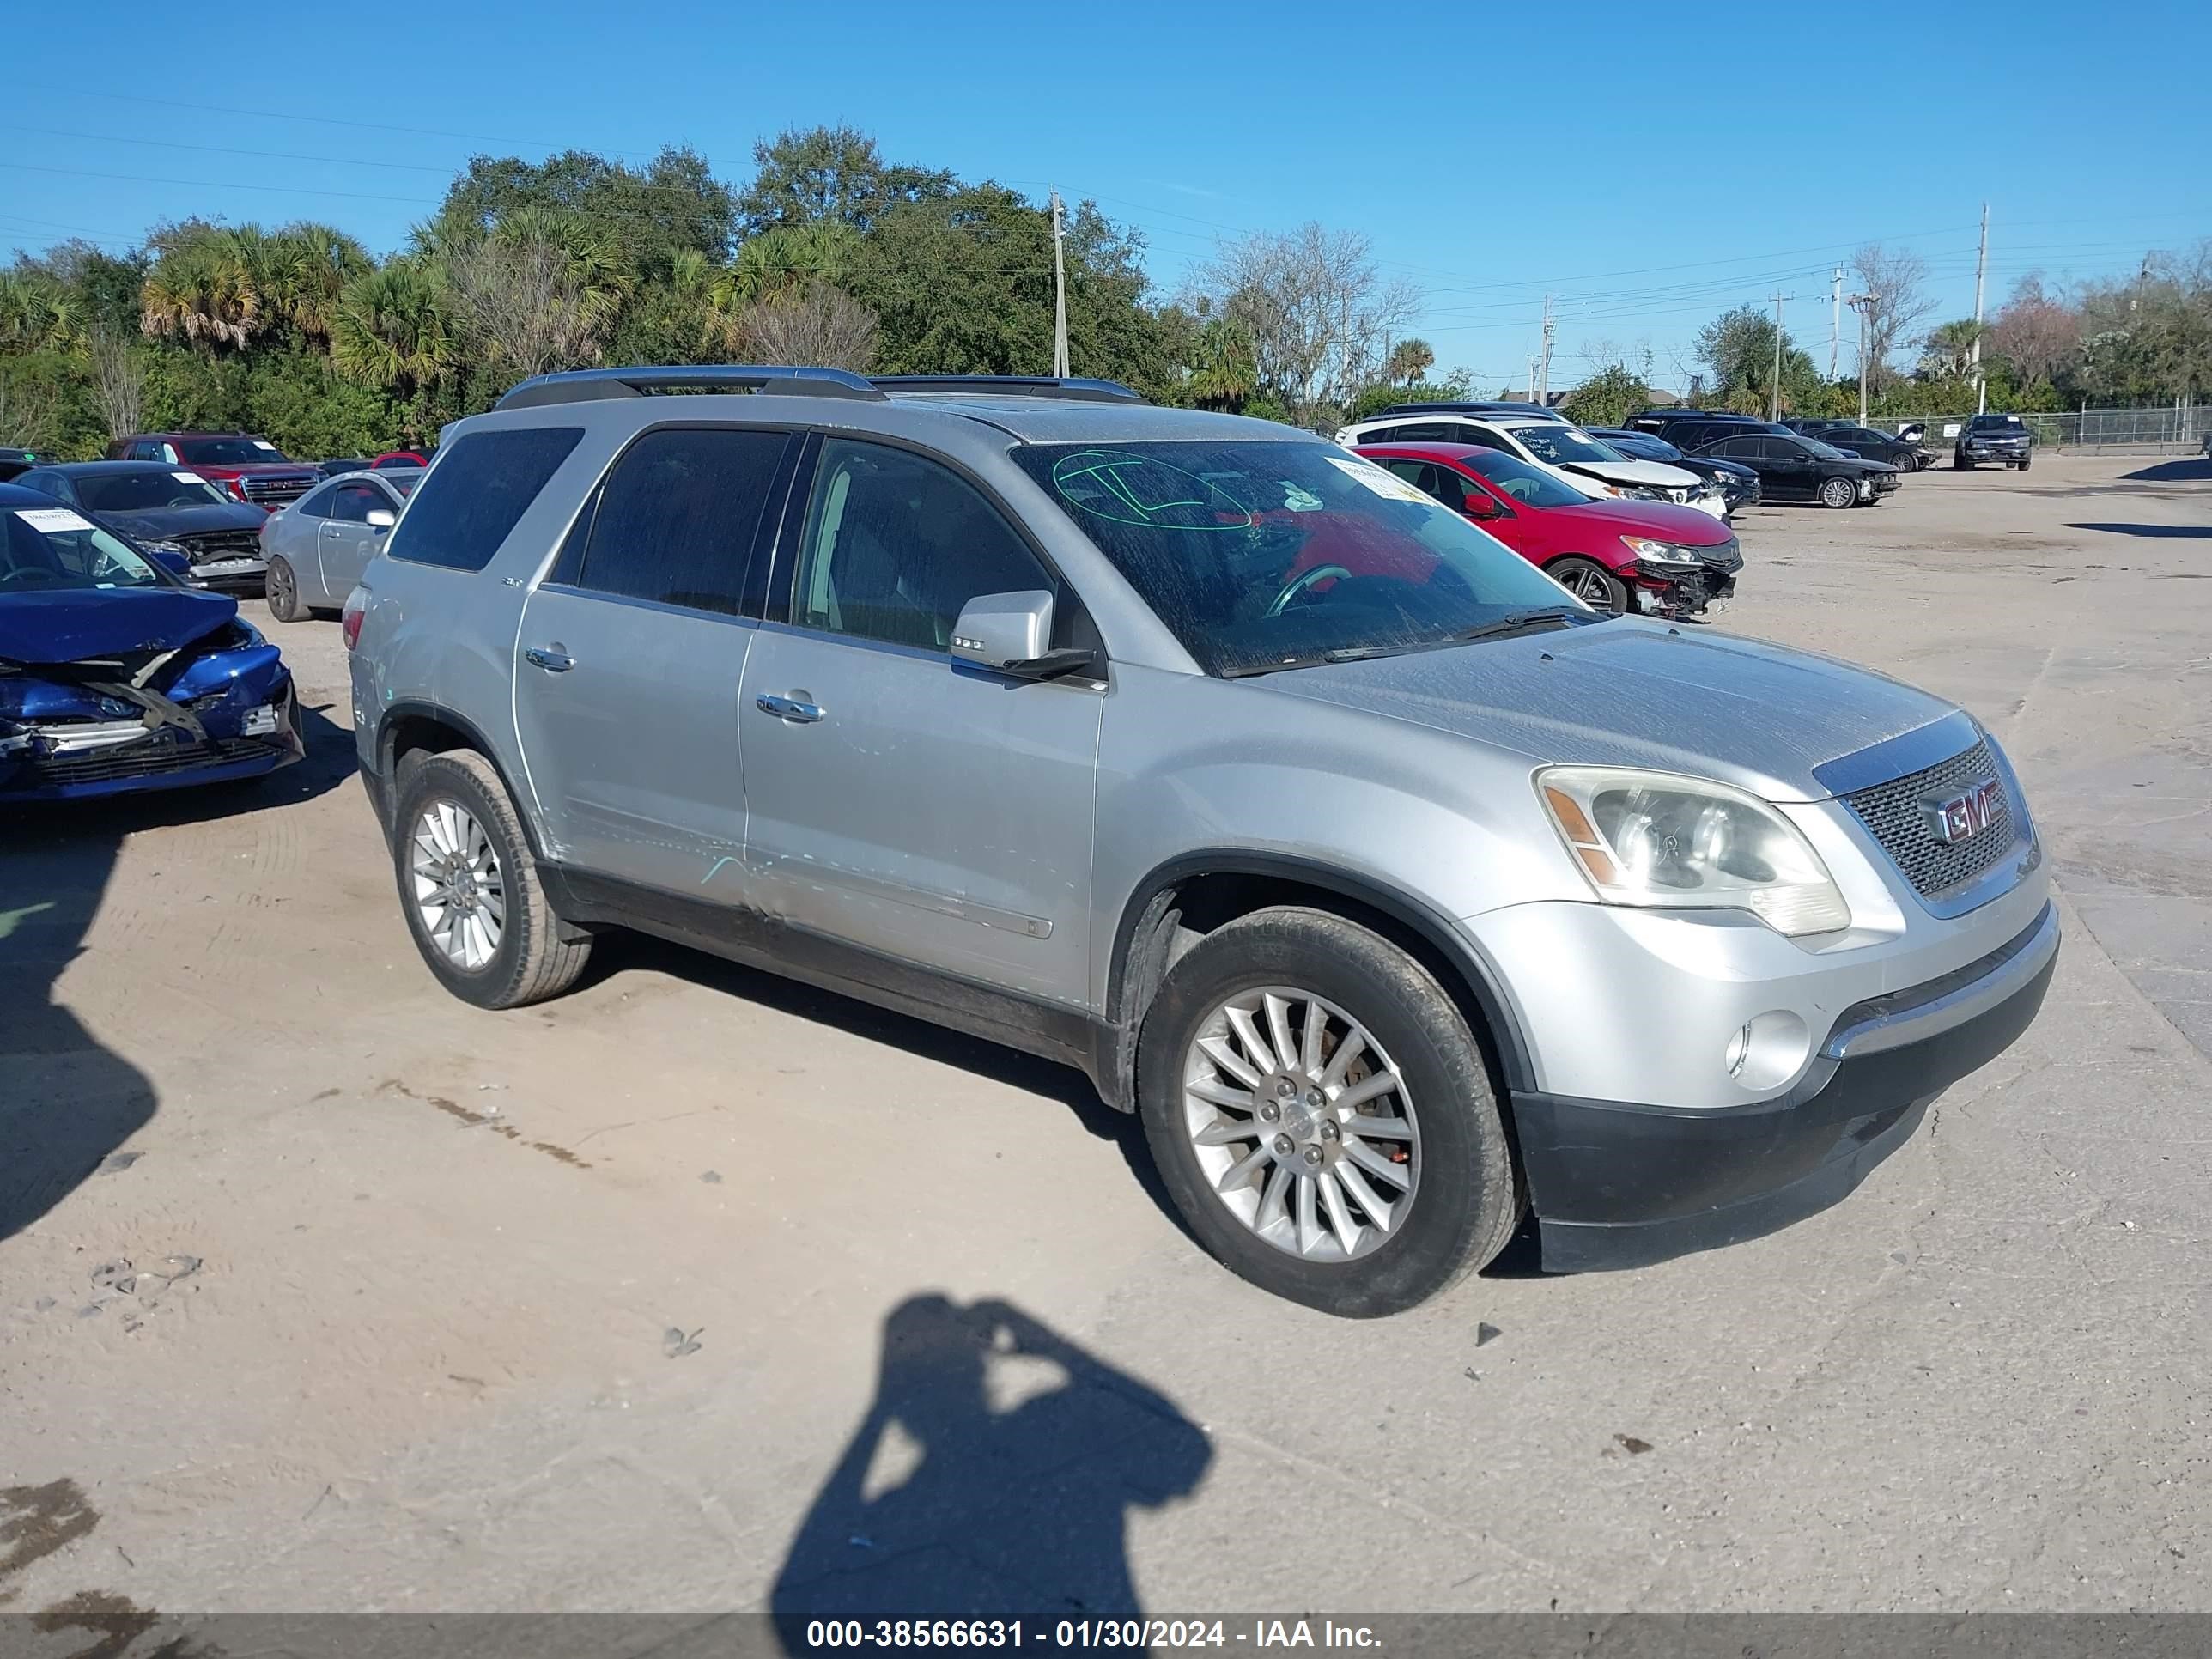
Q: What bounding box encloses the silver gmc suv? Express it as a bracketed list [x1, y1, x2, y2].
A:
[346, 366, 2056, 1316]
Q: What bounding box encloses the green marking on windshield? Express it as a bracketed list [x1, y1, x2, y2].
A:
[1049, 449, 1255, 531]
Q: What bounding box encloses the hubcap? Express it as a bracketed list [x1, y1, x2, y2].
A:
[410, 799, 506, 970]
[1181, 987, 1419, 1263]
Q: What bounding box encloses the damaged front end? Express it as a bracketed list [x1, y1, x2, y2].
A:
[0, 620, 302, 802]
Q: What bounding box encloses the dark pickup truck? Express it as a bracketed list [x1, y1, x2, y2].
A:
[1954, 413, 2033, 471]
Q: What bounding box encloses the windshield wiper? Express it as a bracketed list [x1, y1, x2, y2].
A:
[1452, 608, 1589, 645]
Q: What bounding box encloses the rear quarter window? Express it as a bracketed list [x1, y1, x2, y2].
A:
[388, 427, 583, 573]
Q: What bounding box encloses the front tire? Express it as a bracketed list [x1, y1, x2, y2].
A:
[264, 556, 310, 623]
[1954, 454, 1972, 471]
[1547, 556, 1630, 614]
[1137, 908, 1521, 1317]
[392, 750, 591, 1010]
[1819, 476, 1858, 509]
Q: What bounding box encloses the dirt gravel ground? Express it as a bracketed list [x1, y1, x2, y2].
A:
[3, 452, 2209, 1621]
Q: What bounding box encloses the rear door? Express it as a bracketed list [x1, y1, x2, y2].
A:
[736, 435, 1103, 1006]
[512, 425, 794, 894]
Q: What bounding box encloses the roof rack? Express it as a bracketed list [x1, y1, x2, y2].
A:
[871, 375, 1146, 404]
[1366, 399, 1557, 420]
[495, 365, 887, 411]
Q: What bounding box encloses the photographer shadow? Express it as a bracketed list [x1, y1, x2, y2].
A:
[771, 1295, 1211, 1639]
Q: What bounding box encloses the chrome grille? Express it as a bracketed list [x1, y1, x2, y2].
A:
[240, 475, 313, 505]
[1843, 739, 2017, 899]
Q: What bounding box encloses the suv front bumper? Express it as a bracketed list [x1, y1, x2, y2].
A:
[1508, 901, 2057, 1270]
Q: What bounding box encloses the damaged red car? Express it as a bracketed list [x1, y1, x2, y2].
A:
[0, 483, 304, 803]
[1353, 441, 1743, 617]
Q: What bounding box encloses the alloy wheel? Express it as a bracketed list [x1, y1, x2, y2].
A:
[410, 799, 506, 970]
[268, 560, 295, 616]
[1180, 986, 1419, 1262]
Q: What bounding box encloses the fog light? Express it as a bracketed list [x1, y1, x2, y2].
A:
[1724, 1011, 1811, 1092]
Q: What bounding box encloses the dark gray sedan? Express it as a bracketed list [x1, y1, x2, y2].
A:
[261, 467, 422, 620]
[13, 460, 273, 589]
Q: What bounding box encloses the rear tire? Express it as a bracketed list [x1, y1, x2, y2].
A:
[1136, 908, 1521, 1317]
[264, 556, 309, 623]
[1547, 556, 1630, 614]
[1954, 454, 1972, 471]
[1819, 476, 1858, 509]
[392, 750, 591, 1010]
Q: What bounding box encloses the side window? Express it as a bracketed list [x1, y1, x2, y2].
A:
[1379, 459, 1428, 487]
[1712, 436, 1759, 459]
[330, 483, 383, 524]
[1758, 437, 1803, 461]
[575, 427, 789, 615]
[1357, 425, 1407, 445]
[391, 426, 583, 573]
[1461, 424, 1508, 452]
[1421, 465, 1469, 512]
[293, 482, 333, 520]
[791, 439, 1052, 653]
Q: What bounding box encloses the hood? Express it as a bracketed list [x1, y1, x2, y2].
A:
[1557, 458, 1701, 489]
[189, 461, 319, 478]
[0, 586, 240, 666]
[1264, 618, 1956, 801]
[94, 502, 272, 540]
[1537, 499, 1737, 548]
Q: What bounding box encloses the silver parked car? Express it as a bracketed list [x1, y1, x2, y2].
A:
[345, 367, 2056, 1316]
[262, 467, 422, 620]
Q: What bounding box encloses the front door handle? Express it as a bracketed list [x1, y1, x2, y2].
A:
[525, 645, 574, 672]
[755, 691, 824, 723]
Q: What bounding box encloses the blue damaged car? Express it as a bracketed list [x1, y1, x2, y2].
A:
[0, 481, 302, 802]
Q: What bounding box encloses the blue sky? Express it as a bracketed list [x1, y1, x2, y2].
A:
[5, 0, 2206, 390]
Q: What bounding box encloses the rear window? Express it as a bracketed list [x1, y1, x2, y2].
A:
[389, 428, 583, 573]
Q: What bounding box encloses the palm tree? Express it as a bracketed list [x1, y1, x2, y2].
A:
[330, 258, 452, 395]
[0, 272, 81, 352]
[1185, 315, 1257, 410]
[141, 224, 263, 349]
[716, 222, 859, 311]
[258, 222, 372, 346]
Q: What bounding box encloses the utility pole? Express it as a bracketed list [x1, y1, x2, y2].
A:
[1768, 290, 1791, 422]
[1048, 190, 1070, 379]
[1848, 292, 1876, 425]
[1537, 295, 1555, 408]
[1970, 201, 1989, 414]
[1830, 266, 1843, 380]
[1527, 356, 1537, 403]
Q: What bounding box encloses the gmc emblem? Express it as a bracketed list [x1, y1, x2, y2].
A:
[1925, 776, 2005, 844]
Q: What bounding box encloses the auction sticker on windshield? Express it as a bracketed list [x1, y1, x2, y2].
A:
[172, 471, 205, 484]
[15, 507, 95, 534]
[1325, 456, 1434, 505]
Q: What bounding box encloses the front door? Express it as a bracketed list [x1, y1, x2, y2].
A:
[512, 426, 793, 893]
[737, 437, 1103, 1008]
[1759, 437, 1819, 500]
[317, 480, 386, 601]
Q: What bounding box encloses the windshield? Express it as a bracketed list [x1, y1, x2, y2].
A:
[1461, 449, 1590, 508]
[75, 471, 231, 512]
[1511, 425, 1625, 467]
[3, 505, 167, 592]
[1802, 437, 1849, 460]
[1612, 433, 1682, 460]
[1011, 441, 1597, 676]
[176, 437, 289, 465]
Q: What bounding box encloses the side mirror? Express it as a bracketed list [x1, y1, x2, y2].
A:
[1463, 495, 1507, 521]
[366, 508, 397, 532]
[951, 590, 1097, 681]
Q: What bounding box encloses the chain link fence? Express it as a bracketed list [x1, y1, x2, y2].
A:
[1877, 405, 2209, 453]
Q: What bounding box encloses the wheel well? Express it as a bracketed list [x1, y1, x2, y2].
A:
[383, 713, 477, 778]
[1106, 867, 1527, 1113]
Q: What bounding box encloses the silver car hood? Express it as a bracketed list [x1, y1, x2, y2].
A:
[1263, 619, 1957, 801]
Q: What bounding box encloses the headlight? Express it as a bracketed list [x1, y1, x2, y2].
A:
[1536, 766, 1851, 936]
[1621, 538, 1702, 566]
[139, 538, 187, 556]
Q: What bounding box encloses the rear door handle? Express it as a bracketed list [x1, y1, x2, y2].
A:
[755, 691, 824, 723]
[525, 645, 574, 672]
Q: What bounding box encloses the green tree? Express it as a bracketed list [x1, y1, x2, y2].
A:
[1559, 363, 1653, 428]
[434, 147, 738, 268]
[737, 125, 954, 237]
